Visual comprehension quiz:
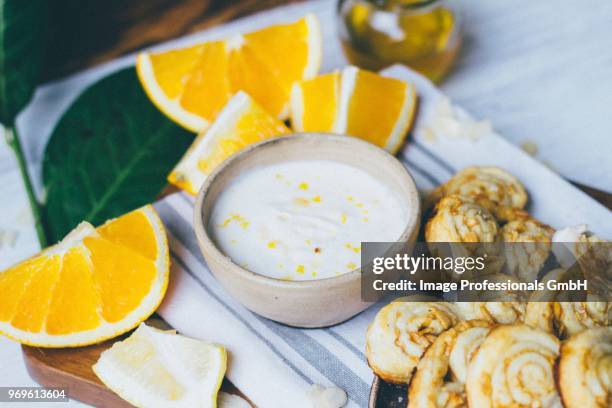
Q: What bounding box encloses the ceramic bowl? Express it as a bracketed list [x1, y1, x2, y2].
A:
[194, 133, 421, 328]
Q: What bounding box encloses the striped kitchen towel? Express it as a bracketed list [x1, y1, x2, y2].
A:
[154, 66, 612, 408]
[152, 146, 459, 408]
[156, 192, 377, 408]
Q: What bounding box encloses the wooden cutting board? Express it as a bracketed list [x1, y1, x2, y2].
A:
[22, 316, 249, 407]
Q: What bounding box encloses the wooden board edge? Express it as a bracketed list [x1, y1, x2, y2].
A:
[22, 345, 132, 407]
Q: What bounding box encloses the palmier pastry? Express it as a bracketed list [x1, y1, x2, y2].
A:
[525, 268, 567, 333]
[524, 301, 555, 333]
[559, 327, 611, 408]
[554, 301, 610, 338]
[429, 166, 527, 213]
[553, 226, 610, 299]
[408, 320, 491, 408]
[501, 212, 554, 282]
[524, 268, 568, 333]
[455, 301, 524, 325]
[366, 300, 459, 384]
[455, 274, 526, 325]
[466, 324, 562, 407]
[425, 195, 498, 243]
[522, 268, 608, 336]
[425, 195, 502, 277]
[552, 225, 608, 271]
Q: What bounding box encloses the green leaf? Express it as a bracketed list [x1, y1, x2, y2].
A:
[42, 68, 194, 242]
[0, 0, 47, 125]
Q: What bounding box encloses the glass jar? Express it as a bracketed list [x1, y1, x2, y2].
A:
[337, 0, 461, 82]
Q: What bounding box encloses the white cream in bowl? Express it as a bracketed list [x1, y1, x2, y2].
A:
[209, 159, 408, 281]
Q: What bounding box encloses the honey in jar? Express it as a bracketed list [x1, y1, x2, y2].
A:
[338, 0, 461, 82]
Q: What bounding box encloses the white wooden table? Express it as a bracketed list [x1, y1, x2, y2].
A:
[442, 0, 612, 190]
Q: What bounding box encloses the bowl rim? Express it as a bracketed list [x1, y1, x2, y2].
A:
[193, 133, 421, 288]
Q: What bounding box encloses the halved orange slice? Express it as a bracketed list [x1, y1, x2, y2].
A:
[290, 66, 417, 154]
[168, 91, 290, 195]
[0, 206, 169, 347]
[137, 14, 321, 132]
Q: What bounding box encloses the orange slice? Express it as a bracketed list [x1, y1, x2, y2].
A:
[137, 14, 321, 132]
[290, 70, 341, 133]
[168, 91, 290, 195]
[290, 66, 417, 153]
[0, 206, 169, 347]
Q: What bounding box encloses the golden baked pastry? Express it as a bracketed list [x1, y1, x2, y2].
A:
[523, 268, 610, 336]
[408, 320, 491, 408]
[455, 301, 524, 325]
[525, 300, 610, 337]
[501, 212, 554, 282]
[365, 301, 459, 384]
[524, 301, 555, 333]
[427, 383, 465, 408]
[554, 301, 610, 338]
[559, 327, 612, 408]
[494, 207, 529, 223]
[429, 166, 527, 213]
[524, 268, 567, 334]
[426, 195, 503, 278]
[454, 274, 526, 325]
[552, 225, 608, 271]
[466, 324, 561, 407]
[572, 236, 610, 299]
[551, 227, 610, 325]
[425, 195, 498, 243]
[446, 322, 491, 385]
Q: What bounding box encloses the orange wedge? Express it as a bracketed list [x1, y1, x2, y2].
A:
[0, 206, 169, 347]
[168, 91, 290, 195]
[290, 66, 417, 153]
[137, 14, 321, 132]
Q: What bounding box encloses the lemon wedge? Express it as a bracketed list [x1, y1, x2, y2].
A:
[93, 323, 226, 408]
